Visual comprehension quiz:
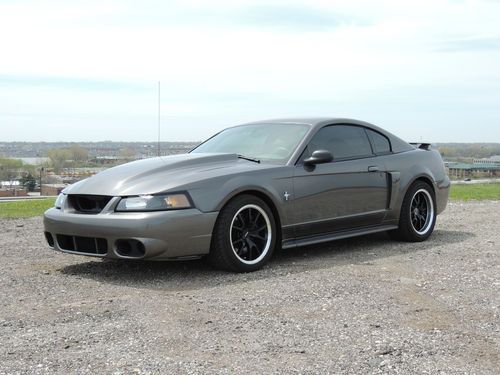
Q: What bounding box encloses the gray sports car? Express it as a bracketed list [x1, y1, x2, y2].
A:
[44, 118, 450, 272]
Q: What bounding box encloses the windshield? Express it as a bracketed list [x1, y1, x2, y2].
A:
[191, 123, 310, 163]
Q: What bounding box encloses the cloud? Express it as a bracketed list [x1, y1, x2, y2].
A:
[0, 75, 149, 91]
[206, 4, 352, 31]
[0, 0, 500, 142]
[34, 1, 356, 32]
[436, 36, 500, 52]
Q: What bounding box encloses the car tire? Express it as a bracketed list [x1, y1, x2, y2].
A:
[389, 181, 436, 242]
[209, 195, 277, 272]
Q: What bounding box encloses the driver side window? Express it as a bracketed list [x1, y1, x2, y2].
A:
[300, 125, 374, 162]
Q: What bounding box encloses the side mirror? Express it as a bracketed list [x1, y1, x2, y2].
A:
[303, 150, 333, 166]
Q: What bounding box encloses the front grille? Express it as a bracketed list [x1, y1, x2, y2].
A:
[69, 195, 112, 214]
[56, 234, 108, 255]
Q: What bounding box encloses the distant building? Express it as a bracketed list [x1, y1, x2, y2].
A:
[0, 189, 28, 197]
[447, 162, 500, 179]
[0, 181, 28, 197]
[1, 180, 21, 188]
[472, 156, 500, 165]
[0, 190, 28, 197]
[41, 184, 67, 196]
[89, 156, 127, 165]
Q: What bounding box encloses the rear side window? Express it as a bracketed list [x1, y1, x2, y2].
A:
[307, 125, 373, 160]
[366, 129, 391, 155]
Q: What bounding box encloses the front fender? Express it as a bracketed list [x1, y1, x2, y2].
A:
[187, 170, 294, 225]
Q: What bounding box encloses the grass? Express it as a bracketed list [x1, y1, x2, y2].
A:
[449, 183, 500, 201]
[0, 198, 56, 219]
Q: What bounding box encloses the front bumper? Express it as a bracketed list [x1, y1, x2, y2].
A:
[43, 206, 218, 260]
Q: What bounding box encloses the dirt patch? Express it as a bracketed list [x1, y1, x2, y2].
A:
[0, 201, 499, 374]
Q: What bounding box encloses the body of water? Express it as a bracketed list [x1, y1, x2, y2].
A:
[9, 157, 50, 165]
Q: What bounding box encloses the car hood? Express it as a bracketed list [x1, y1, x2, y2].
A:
[64, 153, 267, 196]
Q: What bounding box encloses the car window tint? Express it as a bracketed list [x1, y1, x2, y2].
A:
[367, 129, 391, 154]
[307, 125, 373, 160]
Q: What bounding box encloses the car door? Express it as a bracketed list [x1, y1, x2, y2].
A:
[291, 124, 390, 238]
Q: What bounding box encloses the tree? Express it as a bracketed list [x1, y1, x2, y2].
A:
[20, 173, 36, 192]
[47, 148, 72, 173]
[69, 145, 89, 163]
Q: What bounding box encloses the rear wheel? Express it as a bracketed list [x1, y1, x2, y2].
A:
[390, 181, 436, 242]
[209, 195, 277, 272]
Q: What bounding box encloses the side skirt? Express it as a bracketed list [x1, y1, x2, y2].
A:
[281, 224, 398, 249]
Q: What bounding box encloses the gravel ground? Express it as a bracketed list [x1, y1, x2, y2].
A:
[0, 201, 499, 374]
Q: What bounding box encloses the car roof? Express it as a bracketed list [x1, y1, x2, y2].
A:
[243, 117, 333, 126]
[239, 117, 414, 154]
[242, 117, 381, 131]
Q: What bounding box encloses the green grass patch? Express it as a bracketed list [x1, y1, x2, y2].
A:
[0, 198, 56, 218]
[450, 183, 500, 201]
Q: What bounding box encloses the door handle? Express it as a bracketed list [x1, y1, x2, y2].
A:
[368, 166, 380, 172]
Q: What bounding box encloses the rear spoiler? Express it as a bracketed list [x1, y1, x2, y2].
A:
[410, 142, 431, 150]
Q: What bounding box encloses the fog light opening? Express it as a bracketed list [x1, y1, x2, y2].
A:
[115, 239, 145, 258]
[44, 232, 54, 248]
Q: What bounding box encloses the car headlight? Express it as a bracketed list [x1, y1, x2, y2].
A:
[115, 193, 192, 212]
[55, 193, 66, 209]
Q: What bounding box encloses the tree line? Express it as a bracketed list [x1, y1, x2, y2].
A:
[435, 143, 500, 159]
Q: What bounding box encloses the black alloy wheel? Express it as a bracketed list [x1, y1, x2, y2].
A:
[209, 195, 277, 272]
[389, 181, 436, 242]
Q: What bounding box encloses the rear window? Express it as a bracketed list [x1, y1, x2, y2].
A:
[366, 129, 391, 155]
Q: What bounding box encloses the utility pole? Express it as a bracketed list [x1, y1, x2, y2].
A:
[157, 81, 161, 157]
[39, 167, 44, 196]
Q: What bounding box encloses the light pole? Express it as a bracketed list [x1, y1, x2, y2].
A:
[39, 167, 44, 196]
[157, 81, 161, 157]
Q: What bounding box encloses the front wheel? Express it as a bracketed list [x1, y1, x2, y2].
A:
[390, 181, 436, 242]
[209, 195, 277, 272]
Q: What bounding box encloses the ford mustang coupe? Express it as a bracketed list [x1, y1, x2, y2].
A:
[44, 118, 450, 272]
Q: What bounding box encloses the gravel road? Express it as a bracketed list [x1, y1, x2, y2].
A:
[1, 201, 499, 374]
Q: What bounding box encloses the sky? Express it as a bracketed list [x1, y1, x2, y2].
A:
[0, 0, 500, 143]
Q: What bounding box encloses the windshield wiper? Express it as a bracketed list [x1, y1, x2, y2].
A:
[237, 154, 260, 164]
